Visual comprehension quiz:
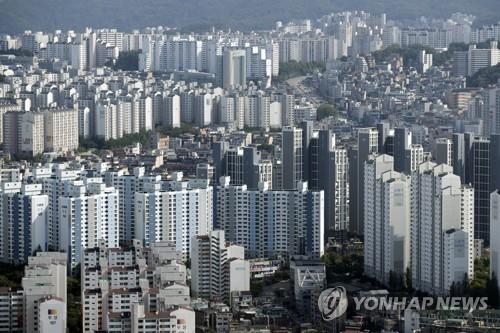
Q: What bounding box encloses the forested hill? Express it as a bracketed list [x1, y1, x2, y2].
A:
[0, 0, 499, 34]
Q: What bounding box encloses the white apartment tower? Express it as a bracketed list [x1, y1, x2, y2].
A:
[43, 108, 79, 153]
[246, 94, 270, 129]
[411, 162, 474, 295]
[3, 111, 45, 157]
[59, 180, 119, 269]
[404, 144, 424, 174]
[82, 240, 191, 333]
[364, 154, 411, 285]
[219, 95, 235, 126]
[133, 95, 153, 131]
[22, 252, 67, 333]
[216, 178, 324, 259]
[0, 183, 48, 264]
[41, 168, 81, 251]
[274, 93, 294, 127]
[490, 190, 500, 291]
[118, 98, 133, 135]
[194, 93, 212, 127]
[96, 103, 122, 140]
[223, 49, 247, 89]
[105, 168, 161, 243]
[134, 176, 213, 257]
[163, 94, 181, 128]
[191, 230, 250, 301]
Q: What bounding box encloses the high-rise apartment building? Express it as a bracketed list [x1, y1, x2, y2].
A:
[163, 94, 181, 128]
[282, 126, 303, 190]
[43, 108, 79, 153]
[3, 111, 45, 157]
[394, 127, 412, 173]
[180, 90, 194, 123]
[411, 162, 474, 295]
[222, 49, 247, 89]
[349, 127, 378, 235]
[105, 168, 162, 243]
[0, 287, 23, 332]
[490, 190, 500, 291]
[273, 93, 294, 127]
[471, 137, 490, 241]
[82, 240, 193, 333]
[132, 95, 153, 132]
[482, 87, 500, 137]
[59, 180, 119, 269]
[0, 183, 48, 264]
[302, 125, 349, 233]
[216, 178, 324, 259]
[22, 252, 67, 333]
[452, 134, 491, 241]
[435, 138, 453, 166]
[246, 94, 270, 129]
[0, 99, 22, 145]
[134, 176, 213, 256]
[36, 168, 81, 252]
[453, 41, 500, 76]
[404, 144, 424, 174]
[364, 155, 410, 285]
[194, 93, 213, 127]
[191, 230, 250, 301]
[3, 108, 78, 156]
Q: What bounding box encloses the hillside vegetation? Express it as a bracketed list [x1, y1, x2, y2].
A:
[0, 0, 499, 34]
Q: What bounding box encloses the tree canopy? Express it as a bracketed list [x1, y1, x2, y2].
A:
[79, 130, 151, 151]
[317, 103, 336, 121]
[2, 0, 500, 34]
[277, 60, 325, 81]
[467, 64, 500, 88]
[371, 44, 459, 67]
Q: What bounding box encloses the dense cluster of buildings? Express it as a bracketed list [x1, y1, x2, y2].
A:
[0, 252, 67, 332]
[0, 159, 326, 270]
[1, 7, 500, 333]
[81, 240, 197, 332]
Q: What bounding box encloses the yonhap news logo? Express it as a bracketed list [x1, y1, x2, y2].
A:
[318, 286, 489, 321]
[317, 286, 349, 320]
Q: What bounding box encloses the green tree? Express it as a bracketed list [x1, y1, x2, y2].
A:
[449, 281, 458, 297]
[321, 250, 363, 283]
[0, 263, 24, 288]
[79, 130, 152, 150]
[157, 123, 197, 137]
[316, 103, 336, 121]
[250, 280, 263, 297]
[370, 43, 471, 67]
[257, 144, 274, 153]
[405, 266, 413, 292]
[461, 273, 471, 296]
[467, 64, 500, 88]
[67, 276, 82, 332]
[277, 60, 325, 81]
[372, 44, 438, 66]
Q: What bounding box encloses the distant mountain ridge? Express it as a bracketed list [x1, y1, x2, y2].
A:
[0, 0, 499, 34]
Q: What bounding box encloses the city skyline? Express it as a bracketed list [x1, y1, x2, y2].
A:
[2, 5, 500, 333]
